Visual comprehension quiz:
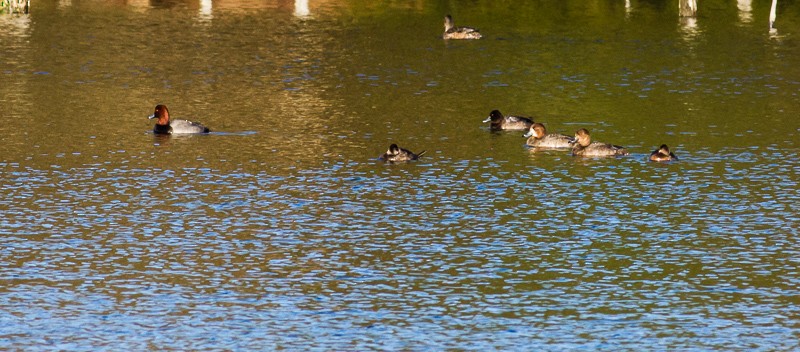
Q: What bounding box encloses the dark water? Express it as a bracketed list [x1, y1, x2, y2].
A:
[1, 0, 799, 350]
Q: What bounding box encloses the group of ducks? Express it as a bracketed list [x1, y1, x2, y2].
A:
[148, 104, 677, 165]
[379, 109, 678, 163]
[376, 15, 675, 163]
[148, 14, 676, 164]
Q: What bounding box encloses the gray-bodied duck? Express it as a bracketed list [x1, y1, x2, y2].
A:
[148, 105, 210, 135]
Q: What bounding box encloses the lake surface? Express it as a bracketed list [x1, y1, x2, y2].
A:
[1, 0, 799, 350]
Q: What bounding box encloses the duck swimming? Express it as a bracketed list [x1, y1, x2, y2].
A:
[148, 104, 210, 135]
[649, 144, 678, 162]
[524, 123, 574, 149]
[443, 15, 482, 40]
[380, 144, 426, 162]
[570, 128, 628, 157]
[484, 110, 534, 131]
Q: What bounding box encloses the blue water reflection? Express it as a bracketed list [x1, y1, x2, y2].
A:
[2, 146, 799, 349]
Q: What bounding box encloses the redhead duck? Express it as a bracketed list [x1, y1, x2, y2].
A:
[649, 144, 678, 162]
[571, 128, 629, 157]
[148, 105, 210, 135]
[380, 144, 426, 162]
[443, 15, 482, 40]
[524, 123, 574, 148]
[483, 110, 534, 131]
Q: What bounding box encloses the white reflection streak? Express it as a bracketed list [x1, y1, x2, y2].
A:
[678, 0, 697, 17]
[680, 16, 698, 41]
[0, 13, 30, 37]
[294, 0, 310, 17]
[625, 0, 631, 18]
[737, 0, 752, 23]
[769, 0, 778, 30]
[199, 0, 213, 21]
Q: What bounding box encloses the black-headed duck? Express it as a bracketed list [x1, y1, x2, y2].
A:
[483, 110, 534, 131]
[380, 144, 426, 162]
[571, 128, 629, 157]
[524, 123, 574, 149]
[148, 104, 210, 135]
[649, 144, 678, 162]
[443, 15, 482, 40]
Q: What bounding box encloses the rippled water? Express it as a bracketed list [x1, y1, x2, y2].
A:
[1, 0, 799, 350]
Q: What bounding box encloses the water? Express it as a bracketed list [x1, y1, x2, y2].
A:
[1, 0, 799, 350]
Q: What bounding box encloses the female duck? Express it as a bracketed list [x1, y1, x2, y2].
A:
[380, 144, 426, 162]
[649, 144, 678, 162]
[443, 15, 482, 40]
[524, 123, 574, 149]
[484, 110, 534, 131]
[571, 128, 628, 157]
[148, 104, 210, 135]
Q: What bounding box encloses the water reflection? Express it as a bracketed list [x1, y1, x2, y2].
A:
[678, 0, 697, 17]
[680, 16, 700, 41]
[737, 0, 753, 24]
[0, 13, 32, 126]
[2, 149, 799, 349]
[2, 0, 800, 350]
[198, 0, 212, 20]
[0, 9, 29, 37]
[769, 0, 778, 30]
[294, 0, 309, 17]
[768, 0, 780, 38]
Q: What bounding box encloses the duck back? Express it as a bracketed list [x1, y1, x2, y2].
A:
[528, 133, 574, 149]
[572, 142, 628, 156]
[170, 119, 210, 134]
[443, 15, 482, 40]
[649, 145, 678, 162]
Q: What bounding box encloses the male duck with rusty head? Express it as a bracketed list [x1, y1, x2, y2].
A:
[148, 104, 210, 135]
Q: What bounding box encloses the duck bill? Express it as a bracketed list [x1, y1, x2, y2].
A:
[148, 114, 156, 120]
[523, 130, 533, 138]
[482, 117, 492, 123]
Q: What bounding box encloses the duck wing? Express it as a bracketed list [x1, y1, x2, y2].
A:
[170, 119, 210, 134]
[507, 115, 533, 124]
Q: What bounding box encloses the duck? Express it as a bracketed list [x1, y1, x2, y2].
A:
[524, 123, 574, 149]
[570, 128, 629, 157]
[443, 15, 482, 40]
[483, 110, 534, 131]
[380, 144, 426, 162]
[649, 144, 678, 162]
[148, 104, 210, 135]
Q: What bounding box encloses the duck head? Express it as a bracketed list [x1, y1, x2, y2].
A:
[148, 105, 170, 126]
[483, 110, 504, 123]
[573, 128, 592, 147]
[524, 123, 546, 138]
